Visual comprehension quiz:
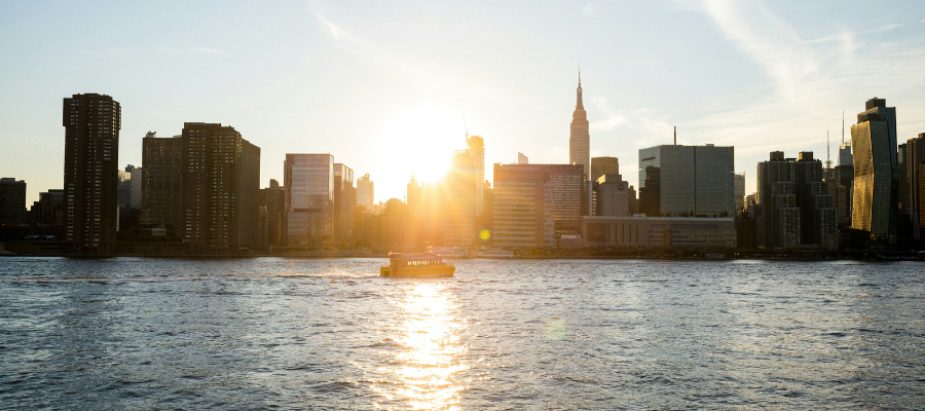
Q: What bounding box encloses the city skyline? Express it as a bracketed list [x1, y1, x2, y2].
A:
[2, 1, 925, 204]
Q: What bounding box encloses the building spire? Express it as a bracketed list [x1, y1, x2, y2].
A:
[575, 66, 584, 110]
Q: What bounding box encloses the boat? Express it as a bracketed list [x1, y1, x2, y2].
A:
[380, 253, 455, 278]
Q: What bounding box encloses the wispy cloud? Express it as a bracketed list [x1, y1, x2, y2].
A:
[582, 3, 595, 16]
[155, 46, 227, 55]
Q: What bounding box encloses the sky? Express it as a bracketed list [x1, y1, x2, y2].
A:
[1, 0, 924, 204]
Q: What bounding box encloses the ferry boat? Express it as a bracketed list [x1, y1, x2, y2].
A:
[380, 253, 455, 278]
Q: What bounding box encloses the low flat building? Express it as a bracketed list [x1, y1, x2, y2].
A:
[582, 215, 736, 249]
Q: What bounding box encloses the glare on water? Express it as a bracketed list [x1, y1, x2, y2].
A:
[375, 282, 468, 410]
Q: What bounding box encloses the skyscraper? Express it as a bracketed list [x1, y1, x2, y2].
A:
[756, 151, 838, 249]
[141, 133, 183, 228]
[333, 163, 355, 243]
[905, 133, 925, 240]
[638, 144, 735, 218]
[734, 172, 746, 214]
[285, 154, 333, 247]
[518, 152, 529, 165]
[492, 163, 584, 249]
[357, 173, 374, 211]
[591, 156, 620, 184]
[570, 72, 590, 181]
[181, 122, 261, 254]
[260, 179, 286, 248]
[467, 135, 485, 216]
[0, 178, 26, 225]
[444, 150, 477, 248]
[63, 93, 121, 253]
[851, 99, 898, 242]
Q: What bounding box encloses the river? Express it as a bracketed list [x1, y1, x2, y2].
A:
[0, 257, 923, 410]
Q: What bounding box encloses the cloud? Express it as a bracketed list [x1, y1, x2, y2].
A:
[155, 46, 227, 55]
[582, 3, 595, 16]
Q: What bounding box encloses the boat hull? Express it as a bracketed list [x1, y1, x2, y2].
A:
[380, 265, 455, 278]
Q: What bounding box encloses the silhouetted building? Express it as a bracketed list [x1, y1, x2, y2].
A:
[29, 189, 64, 225]
[906, 133, 925, 241]
[356, 173, 374, 211]
[851, 98, 899, 243]
[181, 122, 260, 254]
[638, 144, 735, 217]
[518, 152, 529, 165]
[756, 151, 838, 249]
[333, 163, 355, 243]
[285, 154, 332, 247]
[0, 178, 27, 225]
[835, 141, 854, 223]
[407, 176, 445, 248]
[63, 93, 121, 253]
[492, 164, 584, 249]
[590, 157, 620, 185]
[260, 179, 286, 248]
[141, 133, 183, 228]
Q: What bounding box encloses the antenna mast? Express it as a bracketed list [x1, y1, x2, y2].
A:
[673, 126, 677, 145]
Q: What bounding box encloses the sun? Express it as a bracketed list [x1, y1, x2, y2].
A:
[376, 106, 466, 198]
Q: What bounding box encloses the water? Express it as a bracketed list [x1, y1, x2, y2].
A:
[1, 258, 923, 410]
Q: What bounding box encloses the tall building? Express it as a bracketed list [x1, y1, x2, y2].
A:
[570, 72, 590, 181]
[181, 123, 261, 254]
[851, 98, 899, 243]
[333, 163, 355, 243]
[285, 154, 333, 247]
[905, 133, 925, 240]
[734, 172, 746, 214]
[591, 157, 620, 184]
[756, 151, 838, 249]
[63, 93, 121, 253]
[518, 152, 529, 165]
[492, 164, 584, 249]
[835, 141, 854, 225]
[638, 144, 735, 218]
[0, 178, 27, 225]
[595, 174, 631, 217]
[356, 173, 374, 211]
[260, 179, 286, 248]
[467, 135, 486, 217]
[141, 133, 183, 229]
[444, 150, 477, 247]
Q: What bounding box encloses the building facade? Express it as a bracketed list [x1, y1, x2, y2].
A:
[595, 174, 631, 217]
[591, 157, 620, 185]
[905, 133, 925, 241]
[638, 144, 735, 218]
[181, 123, 261, 254]
[467, 135, 485, 217]
[0, 178, 27, 225]
[851, 99, 898, 243]
[582, 216, 736, 249]
[492, 164, 584, 249]
[356, 173, 374, 211]
[285, 154, 333, 247]
[756, 151, 838, 249]
[63, 93, 121, 253]
[734, 172, 746, 214]
[141, 133, 184, 228]
[333, 163, 355, 243]
[444, 150, 477, 247]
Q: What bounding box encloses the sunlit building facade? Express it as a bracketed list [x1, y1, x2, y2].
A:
[851, 99, 898, 242]
[333, 163, 355, 243]
[444, 151, 477, 247]
[906, 133, 925, 240]
[591, 156, 620, 184]
[356, 173, 374, 211]
[492, 164, 584, 249]
[285, 154, 333, 247]
[63, 93, 121, 254]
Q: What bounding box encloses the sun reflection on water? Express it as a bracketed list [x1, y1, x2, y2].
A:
[375, 282, 468, 411]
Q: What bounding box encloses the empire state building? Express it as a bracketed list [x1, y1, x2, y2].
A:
[570, 72, 590, 180]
